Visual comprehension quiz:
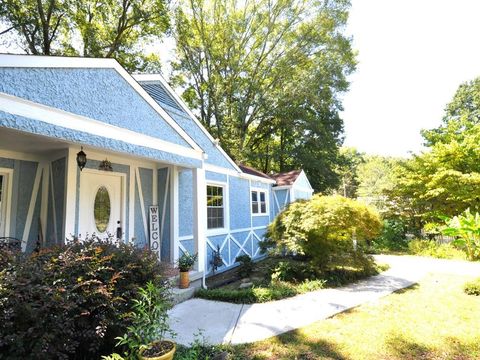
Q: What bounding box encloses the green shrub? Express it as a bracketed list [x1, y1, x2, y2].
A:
[464, 278, 480, 296]
[370, 219, 408, 252]
[270, 260, 317, 283]
[196, 279, 324, 304]
[265, 195, 382, 271]
[0, 236, 168, 359]
[408, 239, 467, 260]
[235, 254, 254, 278]
[442, 209, 480, 260]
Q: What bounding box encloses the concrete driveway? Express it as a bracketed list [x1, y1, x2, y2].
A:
[168, 255, 480, 346]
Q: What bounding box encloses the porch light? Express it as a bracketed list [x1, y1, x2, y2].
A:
[76, 147, 87, 171]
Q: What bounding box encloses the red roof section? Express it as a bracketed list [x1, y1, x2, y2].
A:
[237, 164, 273, 180]
[270, 170, 302, 186]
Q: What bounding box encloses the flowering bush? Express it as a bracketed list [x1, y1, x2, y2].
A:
[0, 236, 169, 359]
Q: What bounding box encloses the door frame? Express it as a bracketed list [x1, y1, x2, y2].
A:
[79, 168, 127, 240]
[0, 167, 13, 237]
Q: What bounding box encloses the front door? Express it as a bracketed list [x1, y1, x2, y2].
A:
[79, 170, 124, 240]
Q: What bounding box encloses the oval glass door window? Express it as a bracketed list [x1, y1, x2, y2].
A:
[94, 186, 111, 233]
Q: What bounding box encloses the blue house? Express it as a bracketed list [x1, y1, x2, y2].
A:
[0, 54, 313, 284]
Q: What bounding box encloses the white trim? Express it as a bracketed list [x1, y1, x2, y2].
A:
[204, 163, 276, 184]
[133, 74, 241, 172]
[250, 187, 269, 216]
[0, 54, 205, 153]
[170, 166, 179, 263]
[22, 162, 44, 250]
[135, 167, 149, 245]
[272, 185, 293, 191]
[129, 166, 135, 242]
[0, 149, 46, 163]
[0, 168, 13, 237]
[292, 170, 314, 192]
[160, 167, 170, 261]
[0, 92, 204, 162]
[290, 187, 296, 203]
[193, 168, 207, 272]
[206, 181, 229, 235]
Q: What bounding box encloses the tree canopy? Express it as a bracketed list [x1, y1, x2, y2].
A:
[0, 0, 170, 71]
[172, 0, 356, 191]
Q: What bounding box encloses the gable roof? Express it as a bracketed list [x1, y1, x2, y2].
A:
[133, 74, 241, 172]
[271, 170, 302, 186]
[237, 164, 273, 180]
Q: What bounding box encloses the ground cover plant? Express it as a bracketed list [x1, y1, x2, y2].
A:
[0, 236, 169, 359]
[407, 239, 467, 260]
[464, 277, 480, 296]
[228, 273, 480, 359]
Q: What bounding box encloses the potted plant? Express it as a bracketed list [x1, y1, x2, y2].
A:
[177, 252, 198, 289]
[116, 281, 176, 360]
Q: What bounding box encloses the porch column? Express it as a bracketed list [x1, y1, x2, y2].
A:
[170, 165, 179, 264]
[192, 167, 206, 273]
[64, 148, 78, 241]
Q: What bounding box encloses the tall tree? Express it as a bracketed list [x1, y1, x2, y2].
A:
[0, 0, 170, 71]
[172, 0, 356, 191]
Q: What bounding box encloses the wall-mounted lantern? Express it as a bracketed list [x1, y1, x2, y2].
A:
[76, 147, 87, 171]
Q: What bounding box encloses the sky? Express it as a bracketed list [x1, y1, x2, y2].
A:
[341, 0, 480, 157]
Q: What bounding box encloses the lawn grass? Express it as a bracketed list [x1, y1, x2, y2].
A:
[229, 273, 480, 359]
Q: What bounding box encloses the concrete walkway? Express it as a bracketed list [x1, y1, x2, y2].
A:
[168, 255, 480, 346]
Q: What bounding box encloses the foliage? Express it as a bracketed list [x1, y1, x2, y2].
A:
[442, 209, 480, 260]
[115, 281, 174, 358]
[270, 260, 317, 283]
[196, 280, 324, 304]
[0, 236, 167, 359]
[0, 0, 170, 71]
[369, 219, 408, 253]
[407, 239, 467, 260]
[464, 278, 480, 296]
[175, 332, 228, 360]
[172, 0, 356, 191]
[385, 78, 480, 231]
[265, 195, 382, 271]
[234, 254, 254, 278]
[177, 251, 198, 272]
[333, 147, 365, 198]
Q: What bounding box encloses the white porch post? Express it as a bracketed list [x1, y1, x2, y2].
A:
[192, 167, 206, 273]
[64, 147, 78, 241]
[170, 165, 179, 264]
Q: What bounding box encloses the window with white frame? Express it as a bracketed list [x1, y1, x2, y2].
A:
[251, 189, 267, 215]
[207, 184, 224, 229]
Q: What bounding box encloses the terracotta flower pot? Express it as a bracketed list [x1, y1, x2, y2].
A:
[179, 271, 190, 289]
[139, 340, 176, 360]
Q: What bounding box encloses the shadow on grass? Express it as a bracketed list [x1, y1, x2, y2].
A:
[229, 328, 349, 359]
[386, 334, 480, 360]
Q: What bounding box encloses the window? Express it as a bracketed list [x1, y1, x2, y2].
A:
[251, 190, 267, 215]
[207, 185, 224, 229]
[94, 186, 111, 233]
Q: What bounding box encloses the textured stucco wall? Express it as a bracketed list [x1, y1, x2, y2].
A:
[0, 112, 201, 168]
[46, 157, 66, 245]
[294, 172, 313, 190]
[205, 170, 228, 183]
[252, 215, 269, 227]
[273, 188, 289, 216]
[178, 170, 193, 237]
[229, 176, 251, 230]
[0, 68, 190, 147]
[294, 189, 312, 200]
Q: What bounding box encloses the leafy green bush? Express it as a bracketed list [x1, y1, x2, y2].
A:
[464, 278, 480, 296]
[196, 279, 324, 304]
[235, 254, 254, 278]
[266, 195, 382, 271]
[370, 219, 408, 252]
[270, 260, 317, 282]
[442, 209, 480, 260]
[407, 239, 467, 260]
[0, 237, 168, 359]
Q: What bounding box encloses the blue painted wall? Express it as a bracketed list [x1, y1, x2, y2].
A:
[178, 170, 193, 237]
[229, 176, 251, 230]
[157, 168, 171, 262]
[46, 157, 66, 245]
[206, 170, 227, 183]
[0, 68, 190, 147]
[294, 189, 312, 200]
[294, 171, 313, 190]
